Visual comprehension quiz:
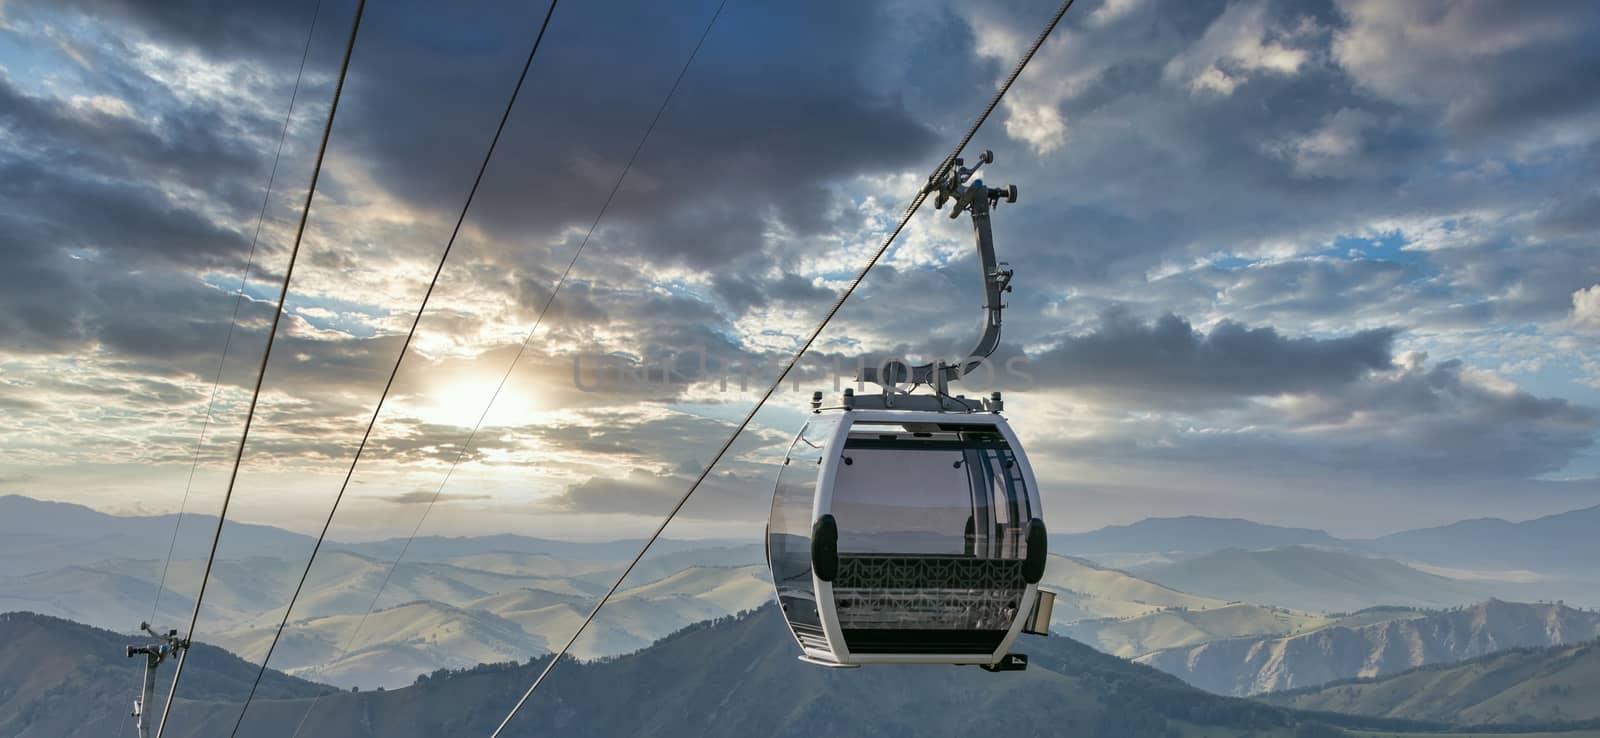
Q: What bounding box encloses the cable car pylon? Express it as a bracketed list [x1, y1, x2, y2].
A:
[767, 150, 1056, 670]
[124, 623, 186, 738]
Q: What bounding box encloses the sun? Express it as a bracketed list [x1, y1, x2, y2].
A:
[411, 376, 536, 429]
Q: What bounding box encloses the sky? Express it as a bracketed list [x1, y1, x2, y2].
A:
[0, 0, 1597, 543]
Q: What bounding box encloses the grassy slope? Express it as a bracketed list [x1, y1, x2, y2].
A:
[1043, 554, 1230, 624]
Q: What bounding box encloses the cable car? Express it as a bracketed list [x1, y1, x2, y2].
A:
[766, 151, 1053, 668]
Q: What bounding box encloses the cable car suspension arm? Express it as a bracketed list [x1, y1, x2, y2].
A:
[859, 149, 1020, 390]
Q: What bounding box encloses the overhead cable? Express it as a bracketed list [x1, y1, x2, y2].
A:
[226, 2, 565, 736]
[484, 0, 1078, 735]
[152, 2, 369, 736]
[148, 0, 327, 629]
[281, 1, 727, 735]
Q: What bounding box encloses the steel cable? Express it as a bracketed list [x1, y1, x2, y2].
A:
[148, 0, 326, 630]
[484, 0, 1077, 734]
[278, 1, 728, 735]
[151, 2, 369, 736]
[224, 2, 564, 735]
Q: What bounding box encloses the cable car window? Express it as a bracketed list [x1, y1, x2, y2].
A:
[832, 445, 970, 555]
[832, 425, 1031, 560]
[768, 416, 837, 632]
[828, 423, 1035, 638]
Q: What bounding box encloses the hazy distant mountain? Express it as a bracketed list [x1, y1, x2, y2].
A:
[0, 495, 758, 576]
[2, 607, 1428, 738]
[0, 495, 759, 629]
[0, 549, 613, 635]
[1052, 516, 1342, 557]
[0, 495, 316, 575]
[1, 499, 1244, 691]
[1134, 546, 1492, 613]
[209, 564, 775, 689]
[1044, 505, 1600, 594]
[1263, 638, 1600, 726]
[1143, 600, 1600, 696]
[1364, 504, 1600, 576]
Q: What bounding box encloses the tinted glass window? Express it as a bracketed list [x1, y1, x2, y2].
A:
[768, 416, 837, 629]
[832, 425, 1032, 560]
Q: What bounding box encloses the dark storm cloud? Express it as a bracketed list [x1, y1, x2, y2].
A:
[1027, 310, 1396, 405]
[0, 55, 286, 362]
[3, 0, 940, 403]
[548, 466, 771, 522]
[708, 271, 834, 316]
[15, 0, 330, 61]
[1422, 238, 1600, 324]
[1191, 258, 1437, 325]
[381, 490, 492, 505]
[323, 0, 937, 270]
[1046, 355, 1597, 483]
[0, 68, 265, 197]
[953, 0, 1600, 337]
[1331, 0, 1600, 139]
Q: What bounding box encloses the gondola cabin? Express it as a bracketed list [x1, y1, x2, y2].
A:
[767, 403, 1048, 667]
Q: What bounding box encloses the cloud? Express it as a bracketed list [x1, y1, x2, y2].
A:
[546, 467, 772, 523]
[1575, 284, 1600, 327]
[381, 490, 492, 505]
[1332, 0, 1600, 137]
[1034, 353, 1596, 487]
[1026, 310, 1396, 407]
[1087, 0, 1148, 27]
[1162, 1, 1313, 97]
[2, 0, 1598, 538]
[1267, 107, 1381, 179]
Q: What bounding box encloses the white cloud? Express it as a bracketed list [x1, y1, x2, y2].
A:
[1001, 100, 1067, 155]
[1267, 107, 1379, 178]
[1332, 0, 1586, 135]
[68, 94, 135, 120]
[1087, 0, 1147, 27]
[961, 16, 1109, 154]
[1574, 284, 1600, 327]
[1163, 1, 1313, 97]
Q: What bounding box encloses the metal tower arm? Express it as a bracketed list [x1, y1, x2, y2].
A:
[860, 150, 1017, 390]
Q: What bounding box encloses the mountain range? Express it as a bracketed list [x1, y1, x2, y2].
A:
[1131, 546, 1497, 613]
[6, 494, 1598, 697]
[1051, 504, 1600, 588]
[1052, 516, 1343, 558]
[214, 564, 773, 688]
[0, 607, 1452, 738]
